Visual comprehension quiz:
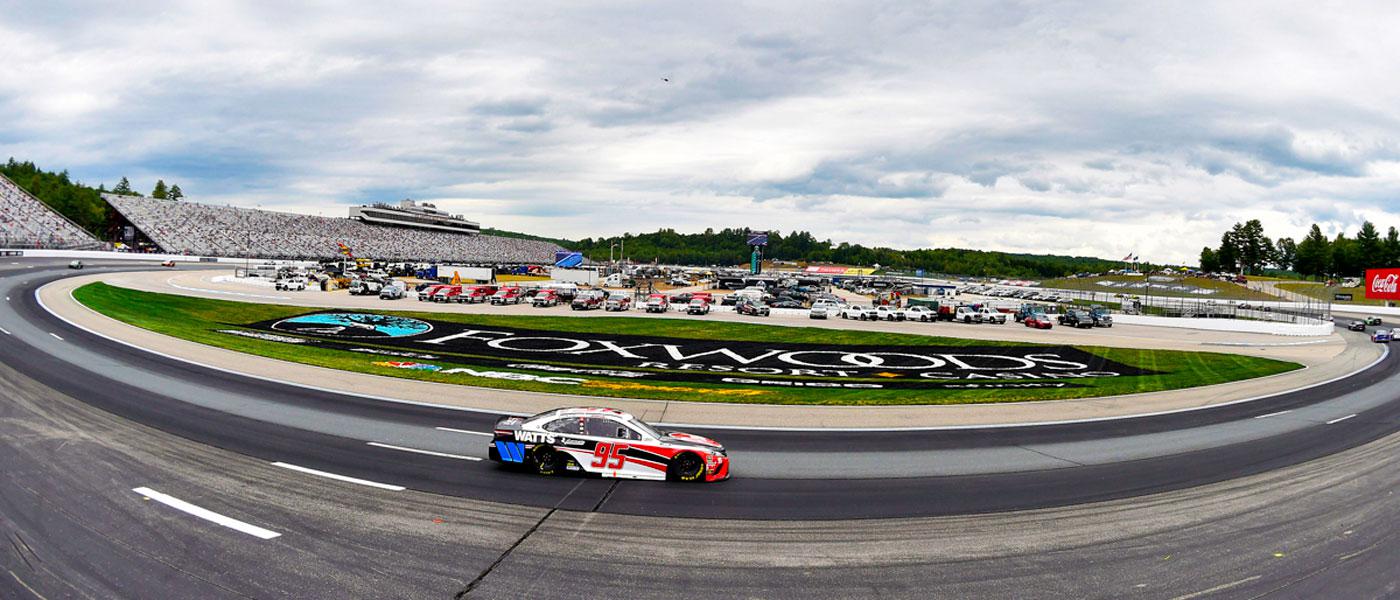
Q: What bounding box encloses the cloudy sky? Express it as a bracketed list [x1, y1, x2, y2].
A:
[4, 1, 1400, 263]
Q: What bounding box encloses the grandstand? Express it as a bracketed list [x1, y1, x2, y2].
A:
[104, 194, 564, 263]
[0, 174, 103, 250]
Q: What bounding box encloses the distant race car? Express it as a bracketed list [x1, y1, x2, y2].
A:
[1347, 320, 1367, 332]
[1024, 313, 1054, 329]
[1372, 329, 1392, 343]
[68, 260, 83, 269]
[1365, 316, 1384, 326]
[490, 407, 730, 482]
[160, 260, 176, 268]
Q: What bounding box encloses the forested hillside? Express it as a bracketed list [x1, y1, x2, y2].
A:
[1, 159, 113, 236]
[572, 228, 1130, 278]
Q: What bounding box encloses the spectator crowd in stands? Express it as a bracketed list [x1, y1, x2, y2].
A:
[105, 194, 564, 263]
[0, 175, 103, 249]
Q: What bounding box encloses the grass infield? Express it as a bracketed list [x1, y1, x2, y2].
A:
[73, 282, 1302, 406]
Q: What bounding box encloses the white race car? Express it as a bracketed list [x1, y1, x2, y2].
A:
[490, 407, 730, 482]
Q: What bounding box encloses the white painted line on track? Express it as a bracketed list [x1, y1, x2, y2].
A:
[368, 441, 482, 461]
[166, 276, 290, 300]
[435, 426, 493, 436]
[271, 462, 406, 491]
[1326, 414, 1357, 425]
[0, 326, 9, 336]
[132, 487, 281, 540]
[1170, 575, 1261, 600]
[48, 332, 62, 341]
[1254, 410, 1292, 419]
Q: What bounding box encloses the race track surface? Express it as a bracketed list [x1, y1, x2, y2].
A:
[2, 258, 1399, 598]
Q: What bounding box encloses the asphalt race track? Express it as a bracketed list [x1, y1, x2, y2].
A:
[3, 258, 1400, 599]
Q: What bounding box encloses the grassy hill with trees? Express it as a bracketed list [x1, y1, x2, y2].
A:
[572, 228, 1132, 278]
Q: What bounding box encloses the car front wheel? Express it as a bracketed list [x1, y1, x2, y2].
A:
[668, 453, 706, 482]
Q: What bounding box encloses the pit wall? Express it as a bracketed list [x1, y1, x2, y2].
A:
[1111, 314, 1333, 336]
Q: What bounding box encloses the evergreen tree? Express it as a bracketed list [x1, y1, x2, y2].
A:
[1355, 221, 1383, 269]
[1385, 227, 1400, 266]
[1199, 247, 1221, 272]
[151, 179, 168, 199]
[1233, 219, 1272, 274]
[1273, 237, 1296, 271]
[112, 177, 134, 195]
[1330, 233, 1359, 278]
[168, 184, 183, 201]
[1216, 230, 1239, 273]
[1294, 224, 1331, 279]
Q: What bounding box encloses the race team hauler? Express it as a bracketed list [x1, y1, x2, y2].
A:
[490, 407, 730, 482]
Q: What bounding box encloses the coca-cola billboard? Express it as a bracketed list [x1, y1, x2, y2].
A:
[1365, 269, 1400, 300]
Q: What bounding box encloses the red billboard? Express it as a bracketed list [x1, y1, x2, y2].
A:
[1365, 269, 1400, 300]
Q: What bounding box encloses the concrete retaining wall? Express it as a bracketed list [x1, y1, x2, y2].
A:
[1112, 314, 1333, 336]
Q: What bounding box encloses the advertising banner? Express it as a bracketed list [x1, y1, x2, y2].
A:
[1364, 269, 1400, 300]
[239, 312, 1157, 390]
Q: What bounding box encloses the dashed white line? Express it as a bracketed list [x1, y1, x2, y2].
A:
[1326, 414, 1357, 425]
[368, 441, 482, 461]
[1254, 410, 1292, 419]
[48, 332, 63, 341]
[1170, 575, 1262, 600]
[131, 487, 281, 540]
[271, 462, 405, 491]
[435, 426, 493, 437]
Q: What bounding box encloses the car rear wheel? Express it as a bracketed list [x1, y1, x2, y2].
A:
[668, 453, 705, 482]
[532, 446, 564, 476]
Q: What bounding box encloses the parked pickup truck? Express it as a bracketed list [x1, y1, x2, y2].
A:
[571, 291, 606, 310]
[644, 294, 670, 313]
[432, 285, 464, 303]
[490, 287, 525, 305]
[687, 298, 711, 315]
[977, 306, 1007, 324]
[954, 306, 983, 323]
[532, 289, 560, 307]
[1089, 306, 1114, 328]
[875, 305, 907, 321]
[462, 285, 498, 304]
[841, 305, 880, 321]
[605, 294, 633, 311]
[1058, 309, 1096, 329]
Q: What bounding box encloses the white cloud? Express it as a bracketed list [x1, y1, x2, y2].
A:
[4, 1, 1400, 263]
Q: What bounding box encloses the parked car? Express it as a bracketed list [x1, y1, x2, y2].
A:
[491, 287, 526, 305]
[736, 300, 770, 317]
[462, 285, 498, 304]
[905, 306, 937, 322]
[532, 289, 560, 307]
[770, 299, 804, 309]
[644, 294, 670, 313]
[1347, 320, 1368, 332]
[687, 298, 711, 315]
[953, 306, 982, 323]
[671, 292, 694, 304]
[379, 285, 406, 300]
[1058, 309, 1096, 329]
[605, 294, 633, 312]
[976, 307, 1007, 324]
[1372, 329, 1392, 343]
[275, 277, 307, 291]
[432, 285, 464, 303]
[875, 306, 907, 321]
[418, 284, 448, 301]
[1024, 313, 1053, 329]
[841, 305, 879, 321]
[809, 304, 838, 319]
[571, 291, 606, 310]
[1089, 306, 1114, 328]
[720, 294, 739, 306]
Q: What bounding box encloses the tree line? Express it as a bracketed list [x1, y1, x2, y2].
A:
[1200, 218, 1400, 279]
[573, 228, 1132, 278]
[1, 158, 185, 237]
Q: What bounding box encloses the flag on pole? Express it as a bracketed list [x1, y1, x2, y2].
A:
[337, 242, 354, 258]
[1121, 252, 1133, 261]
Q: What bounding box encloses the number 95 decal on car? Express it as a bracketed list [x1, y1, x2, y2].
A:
[488, 407, 730, 482]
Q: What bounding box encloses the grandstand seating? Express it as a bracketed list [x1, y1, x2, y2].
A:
[104, 194, 564, 263]
[0, 175, 103, 249]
